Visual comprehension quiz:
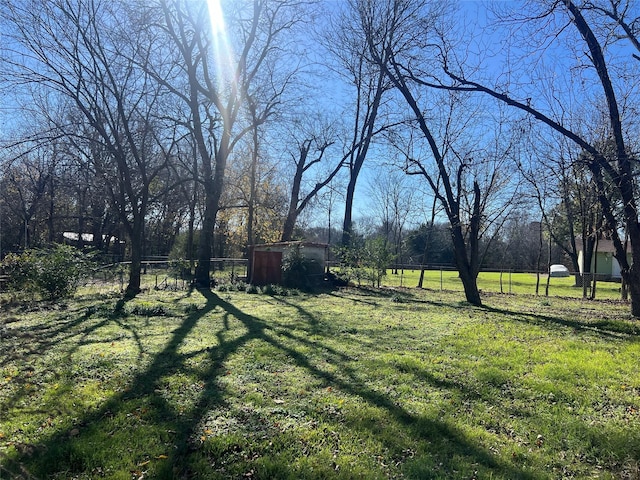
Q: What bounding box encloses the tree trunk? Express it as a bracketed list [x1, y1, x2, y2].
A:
[195, 192, 216, 288]
[194, 124, 230, 288]
[342, 176, 358, 246]
[625, 263, 640, 316]
[281, 156, 302, 242]
[545, 226, 551, 297]
[281, 214, 297, 243]
[458, 264, 482, 306]
[450, 224, 482, 307]
[48, 176, 55, 243]
[536, 217, 543, 296]
[90, 202, 105, 251]
[124, 218, 143, 298]
[187, 209, 195, 275]
[621, 233, 629, 301]
[417, 268, 426, 288]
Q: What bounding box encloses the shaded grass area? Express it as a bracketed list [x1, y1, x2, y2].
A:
[0, 287, 639, 479]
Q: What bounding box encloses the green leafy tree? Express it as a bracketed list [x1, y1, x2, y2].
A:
[334, 236, 395, 288]
[362, 237, 394, 287]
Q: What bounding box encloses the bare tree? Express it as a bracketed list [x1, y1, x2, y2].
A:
[518, 134, 606, 293]
[2, 0, 176, 296]
[583, 0, 640, 61]
[436, 1, 640, 315]
[277, 114, 382, 243]
[281, 132, 335, 241]
[366, 170, 415, 274]
[358, 0, 521, 306]
[0, 146, 54, 249]
[322, 0, 397, 247]
[154, 0, 303, 287]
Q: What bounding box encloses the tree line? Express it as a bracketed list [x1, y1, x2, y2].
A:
[1, 0, 639, 315]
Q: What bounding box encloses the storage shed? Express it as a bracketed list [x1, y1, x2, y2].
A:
[248, 241, 328, 286]
[578, 238, 632, 280]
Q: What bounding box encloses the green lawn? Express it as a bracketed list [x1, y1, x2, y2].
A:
[381, 269, 623, 300]
[1, 284, 639, 479]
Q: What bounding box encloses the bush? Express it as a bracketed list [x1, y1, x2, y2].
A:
[281, 244, 322, 291]
[1, 244, 94, 300]
[168, 258, 190, 279]
[261, 284, 291, 296]
[1, 251, 37, 293]
[333, 238, 395, 288]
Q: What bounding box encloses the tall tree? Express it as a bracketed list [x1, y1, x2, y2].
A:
[281, 132, 334, 242]
[278, 116, 368, 243]
[438, 0, 640, 315]
[2, 0, 176, 296]
[359, 0, 520, 306]
[154, 0, 302, 287]
[324, 0, 395, 247]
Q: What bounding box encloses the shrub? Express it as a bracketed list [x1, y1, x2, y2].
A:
[127, 303, 169, 317]
[218, 281, 248, 293]
[168, 258, 190, 279]
[333, 238, 394, 288]
[363, 237, 394, 288]
[261, 284, 290, 296]
[260, 284, 276, 295]
[281, 244, 322, 291]
[1, 244, 94, 300]
[1, 251, 37, 293]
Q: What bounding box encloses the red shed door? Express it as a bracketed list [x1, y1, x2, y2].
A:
[252, 250, 282, 285]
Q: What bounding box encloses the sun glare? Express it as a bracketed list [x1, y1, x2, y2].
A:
[206, 0, 235, 89]
[207, 0, 226, 36]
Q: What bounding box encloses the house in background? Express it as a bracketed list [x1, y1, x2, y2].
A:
[578, 238, 631, 280]
[62, 232, 126, 262]
[248, 241, 328, 286]
[62, 232, 124, 248]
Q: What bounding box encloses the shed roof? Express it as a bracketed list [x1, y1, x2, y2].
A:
[250, 241, 329, 249]
[577, 238, 630, 254]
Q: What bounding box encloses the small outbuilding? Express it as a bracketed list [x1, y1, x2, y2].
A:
[248, 241, 328, 286]
[578, 238, 632, 280]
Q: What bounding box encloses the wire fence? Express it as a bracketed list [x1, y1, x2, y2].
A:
[86, 258, 249, 292]
[83, 259, 624, 302]
[379, 267, 623, 301]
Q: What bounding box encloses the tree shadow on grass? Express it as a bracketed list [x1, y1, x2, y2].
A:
[207, 296, 541, 480]
[378, 289, 640, 341]
[0, 297, 134, 421]
[2, 288, 268, 479]
[481, 304, 640, 341]
[4, 289, 544, 479]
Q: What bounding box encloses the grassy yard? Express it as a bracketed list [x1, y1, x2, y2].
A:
[1, 284, 639, 479]
[381, 269, 623, 300]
